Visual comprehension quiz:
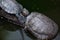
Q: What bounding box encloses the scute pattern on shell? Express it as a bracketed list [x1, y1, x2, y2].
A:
[0, 0, 23, 14]
[25, 12, 58, 40]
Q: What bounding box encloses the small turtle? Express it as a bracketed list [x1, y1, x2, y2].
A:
[25, 12, 58, 40]
[0, 0, 29, 25]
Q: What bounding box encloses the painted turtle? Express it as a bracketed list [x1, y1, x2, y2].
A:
[25, 12, 58, 40]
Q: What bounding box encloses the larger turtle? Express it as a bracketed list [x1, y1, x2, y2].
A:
[25, 12, 58, 40]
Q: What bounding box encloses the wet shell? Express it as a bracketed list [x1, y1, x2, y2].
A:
[0, 0, 23, 14]
[25, 12, 58, 40]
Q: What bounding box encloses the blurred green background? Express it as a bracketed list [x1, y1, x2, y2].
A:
[0, 0, 60, 40]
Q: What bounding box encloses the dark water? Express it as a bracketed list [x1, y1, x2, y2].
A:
[0, 0, 60, 40]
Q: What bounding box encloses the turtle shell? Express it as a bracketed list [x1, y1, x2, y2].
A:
[0, 0, 23, 14]
[25, 12, 58, 40]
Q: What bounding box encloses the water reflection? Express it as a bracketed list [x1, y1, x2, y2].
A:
[0, 30, 32, 40]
